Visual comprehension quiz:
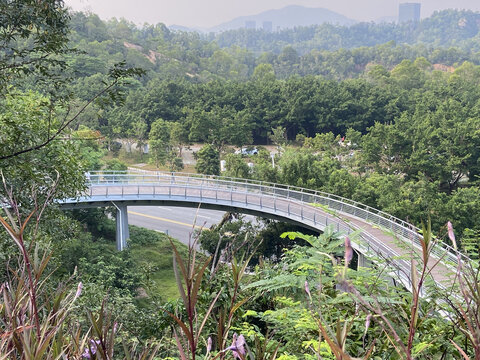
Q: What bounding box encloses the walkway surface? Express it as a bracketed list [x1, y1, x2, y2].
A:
[60, 171, 463, 290]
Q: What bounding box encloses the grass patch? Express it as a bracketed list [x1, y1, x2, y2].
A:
[66, 210, 195, 303]
[128, 225, 192, 301]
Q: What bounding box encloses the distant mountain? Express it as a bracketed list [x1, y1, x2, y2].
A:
[169, 24, 205, 33]
[207, 5, 357, 32]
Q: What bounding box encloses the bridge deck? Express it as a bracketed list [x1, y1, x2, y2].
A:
[60, 172, 461, 290]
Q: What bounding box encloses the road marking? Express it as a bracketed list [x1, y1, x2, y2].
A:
[128, 210, 203, 229]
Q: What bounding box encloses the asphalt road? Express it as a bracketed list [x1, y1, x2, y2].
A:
[127, 205, 228, 244]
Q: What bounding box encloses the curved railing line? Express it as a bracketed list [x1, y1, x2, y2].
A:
[94, 170, 441, 238]
[79, 179, 415, 289]
[81, 179, 412, 275]
[87, 170, 467, 267]
[104, 169, 414, 224]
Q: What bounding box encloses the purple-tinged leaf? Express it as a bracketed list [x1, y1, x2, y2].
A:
[447, 221, 457, 250]
[344, 237, 353, 264]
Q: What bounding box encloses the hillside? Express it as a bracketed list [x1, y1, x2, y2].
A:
[214, 9, 480, 53]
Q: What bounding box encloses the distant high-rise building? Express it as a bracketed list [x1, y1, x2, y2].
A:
[262, 21, 273, 32]
[245, 21, 256, 30]
[399, 3, 421, 23]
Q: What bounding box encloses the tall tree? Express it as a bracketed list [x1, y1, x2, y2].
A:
[148, 119, 171, 167]
[0, 0, 71, 90]
[0, 0, 144, 161]
[194, 144, 220, 175]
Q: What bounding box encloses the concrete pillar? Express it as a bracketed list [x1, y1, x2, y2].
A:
[114, 203, 129, 251]
[357, 252, 371, 269]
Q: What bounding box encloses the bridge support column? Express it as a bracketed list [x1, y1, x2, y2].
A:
[357, 252, 371, 269]
[113, 203, 129, 251]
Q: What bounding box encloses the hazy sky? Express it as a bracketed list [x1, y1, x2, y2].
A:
[64, 0, 480, 28]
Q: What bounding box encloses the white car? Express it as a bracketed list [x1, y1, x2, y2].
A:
[235, 147, 258, 156]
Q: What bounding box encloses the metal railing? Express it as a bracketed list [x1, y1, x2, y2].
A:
[80, 170, 414, 283]
[82, 170, 467, 269]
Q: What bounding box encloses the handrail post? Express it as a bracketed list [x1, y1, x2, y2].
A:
[78, 170, 465, 274]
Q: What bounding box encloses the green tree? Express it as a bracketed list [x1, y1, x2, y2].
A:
[104, 159, 128, 171]
[186, 106, 215, 144]
[169, 121, 190, 157]
[252, 63, 276, 82]
[198, 214, 257, 262]
[391, 59, 426, 90]
[129, 119, 148, 155]
[251, 148, 279, 183]
[269, 126, 288, 153]
[72, 126, 105, 170]
[224, 154, 251, 178]
[303, 132, 340, 155]
[361, 100, 480, 192]
[0, 0, 71, 90]
[0, 91, 86, 210]
[148, 119, 170, 167]
[326, 169, 357, 198]
[194, 144, 220, 175]
[220, 110, 254, 148]
[0, 1, 144, 162]
[461, 228, 480, 259]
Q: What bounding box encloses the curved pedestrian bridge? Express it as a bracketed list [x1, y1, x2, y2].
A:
[60, 170, 463, 291]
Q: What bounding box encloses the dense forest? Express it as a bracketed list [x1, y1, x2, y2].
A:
[68, 9, 480, 83]
[1, 2, 480, 359]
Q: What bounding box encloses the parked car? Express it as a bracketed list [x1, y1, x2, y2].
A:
[235, 147, 258, 156]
